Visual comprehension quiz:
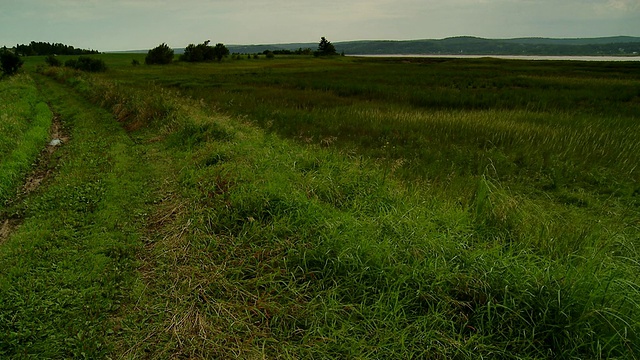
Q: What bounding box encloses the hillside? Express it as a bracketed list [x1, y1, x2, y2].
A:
[223, 36, 640, 56]
[112, 36, 640, 56]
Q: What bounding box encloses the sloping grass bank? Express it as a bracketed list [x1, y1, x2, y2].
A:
[35, 66, 640, 358]
[0, 74, 52, 204]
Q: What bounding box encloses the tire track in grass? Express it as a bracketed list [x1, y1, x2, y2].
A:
[1, 111, 68, 245]
[0, 74, 53, 243]
[0, 76, 158, 358]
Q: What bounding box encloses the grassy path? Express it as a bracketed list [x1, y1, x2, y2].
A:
[0, 75, 158, 357]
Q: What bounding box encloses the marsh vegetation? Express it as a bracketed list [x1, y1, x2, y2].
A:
[1, 54, 639, 358]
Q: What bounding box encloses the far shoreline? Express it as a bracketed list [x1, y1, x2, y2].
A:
[348, 54, 640, 61]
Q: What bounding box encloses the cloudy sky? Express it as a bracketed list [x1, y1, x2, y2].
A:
[1, 0, 639, 51]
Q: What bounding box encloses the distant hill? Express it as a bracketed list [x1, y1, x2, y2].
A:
[115, 36, 640, 56]
[332, 36, 640, 56]
[501, 36, 640, 45]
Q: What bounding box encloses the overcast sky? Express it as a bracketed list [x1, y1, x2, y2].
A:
[1, 0, 639, 51]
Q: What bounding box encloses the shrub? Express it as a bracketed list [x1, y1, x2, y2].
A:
[145, 43, 174, 65]
[45, 54, 62, 67]
[0, 49, 23, 76]
[65, 59, 78, 68]
[79, 57, 106, 72]
[264, 50, 275, 59]
[62, 56, 107, 72]
[132, 59, 140, 66]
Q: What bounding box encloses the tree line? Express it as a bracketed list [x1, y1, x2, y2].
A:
[2, 36, 340, 77]
[146, 37, 338, 65]
[14, 41, 99, 56]
[145, 41, 230, 64]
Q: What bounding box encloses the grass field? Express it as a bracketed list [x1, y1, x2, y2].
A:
[1, 54, 639, 358]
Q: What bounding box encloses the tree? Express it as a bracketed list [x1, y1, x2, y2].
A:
[181, 41, 215, 62]
[314, 37, 337, 57]
[145, 43, 174, 65]
[0, 48, 23, 76]
[182, 43, 204, 62]
[181, 41, 227, 62]
[212, 43, 229, 62]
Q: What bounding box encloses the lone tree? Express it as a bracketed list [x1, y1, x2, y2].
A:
[0, 48, 23, 76]
[145, 43, 174, 65]
[314, 37, 337, 57]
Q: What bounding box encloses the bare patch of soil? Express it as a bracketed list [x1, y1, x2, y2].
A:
[0, 219, 20, 244]
[22, 113, 69, 195]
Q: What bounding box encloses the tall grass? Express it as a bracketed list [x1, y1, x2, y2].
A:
[35, 60, 640, 358]
[99, 56, 639, 192]
[0, 74, 52, 204]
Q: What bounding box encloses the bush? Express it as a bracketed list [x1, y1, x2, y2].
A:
[78, 56, 107, 72]
[0, 49, 23, 76]
[132, 59, 140, 66]
[45, 54, 62, 67]
[64, 56, 107, 72]
[65, 59, 78, 68]
[146, 43, 174, 65]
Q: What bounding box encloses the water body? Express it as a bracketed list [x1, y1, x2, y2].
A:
[351, 54, 640, 62]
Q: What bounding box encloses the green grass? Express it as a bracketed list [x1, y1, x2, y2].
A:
[92, 54, 640, 190]
[0, 75, 158, 357]
[1, 54, 638, 358]
[0, 74, 52, 203]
